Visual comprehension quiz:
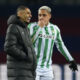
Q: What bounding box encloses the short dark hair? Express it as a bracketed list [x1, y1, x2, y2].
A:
[17, 6, 28, 13]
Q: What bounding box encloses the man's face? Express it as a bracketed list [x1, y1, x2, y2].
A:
[38, 9, 51, 25]
[20, 8, 32, 23]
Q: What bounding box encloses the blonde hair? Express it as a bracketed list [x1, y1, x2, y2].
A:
[38, 6, 51, 13]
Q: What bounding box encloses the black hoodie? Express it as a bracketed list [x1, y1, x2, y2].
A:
[7, 15, 27, 27]
[4, 15, 37, 80]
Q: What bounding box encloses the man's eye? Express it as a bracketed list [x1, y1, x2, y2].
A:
[39, 14, 41, 16]
[26, 12, 30, 14]
[43, 14, 47, 16]
[39, 14, 47, 17]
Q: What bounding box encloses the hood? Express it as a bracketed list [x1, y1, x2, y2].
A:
[7, 15, 28, 27]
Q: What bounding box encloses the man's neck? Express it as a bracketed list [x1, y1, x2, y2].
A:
[45, 22, 49, 26]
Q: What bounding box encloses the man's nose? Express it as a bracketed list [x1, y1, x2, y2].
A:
[30, 14, 32, 17]
[40, 16, 44, 19]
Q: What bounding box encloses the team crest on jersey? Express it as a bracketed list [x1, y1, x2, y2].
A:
[38, 34, 54, 39]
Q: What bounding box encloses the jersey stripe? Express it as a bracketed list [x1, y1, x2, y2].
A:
[46, 40, 54, 68]
[41, 39, 48, 67]
[31, 26, 39, 38]
[46, 26, 55, 68]
[37, 38, 42, 63]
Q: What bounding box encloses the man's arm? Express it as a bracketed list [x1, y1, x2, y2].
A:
[28, 23, 41, 44]
[55, 27, 78, 71]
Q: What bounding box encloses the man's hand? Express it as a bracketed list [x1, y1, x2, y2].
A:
[69, 60, 78, 71]
[38, 19, 45, 28]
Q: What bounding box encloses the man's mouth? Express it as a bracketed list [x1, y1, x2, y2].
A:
[27, 18, 31, 21]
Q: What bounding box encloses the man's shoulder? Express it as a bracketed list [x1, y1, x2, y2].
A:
[8, 24, 17, 30]
[29, 22, 37, 26]
[6, 24, 19, 35]
[50, 23, 60, 31]
[28, 22, 38, 29]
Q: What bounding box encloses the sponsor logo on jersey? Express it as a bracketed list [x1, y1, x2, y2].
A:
[38, 34, 54, 39]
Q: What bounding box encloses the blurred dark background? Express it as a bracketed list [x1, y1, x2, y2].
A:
[0, 0, 80, 64]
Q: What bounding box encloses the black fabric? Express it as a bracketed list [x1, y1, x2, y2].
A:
[4, 15, 37, 80]
[7, 15, 27, 27]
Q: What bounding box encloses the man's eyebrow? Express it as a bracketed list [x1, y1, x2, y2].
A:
[38, 13, 47, 15]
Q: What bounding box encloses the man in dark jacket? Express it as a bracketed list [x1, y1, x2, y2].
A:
[4, 6, 37, 80]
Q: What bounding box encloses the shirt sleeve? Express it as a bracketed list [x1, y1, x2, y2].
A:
[32, 27, 41, 44]
[55, 27, 74, 61]
[28, 23, 41, 44]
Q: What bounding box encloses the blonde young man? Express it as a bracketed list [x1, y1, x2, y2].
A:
[28, 6, 78, 80]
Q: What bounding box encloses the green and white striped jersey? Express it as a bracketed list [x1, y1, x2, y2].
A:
[28, 22, 74, 70]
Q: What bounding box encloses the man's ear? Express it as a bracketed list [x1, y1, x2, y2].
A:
[49, 14, 51, 19]
[17, 11, 23, 17]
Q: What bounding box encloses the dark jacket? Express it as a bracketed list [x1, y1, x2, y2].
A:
[4, 15, 37, 80]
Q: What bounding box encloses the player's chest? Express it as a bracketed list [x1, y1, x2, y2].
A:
[38, 27, 56, 40]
